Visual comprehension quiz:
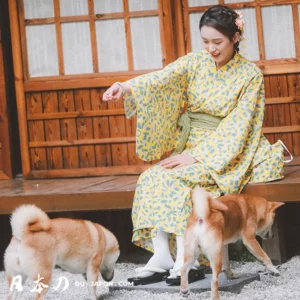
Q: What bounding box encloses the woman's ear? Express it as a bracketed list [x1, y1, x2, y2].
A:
[233, 32, 240, 44]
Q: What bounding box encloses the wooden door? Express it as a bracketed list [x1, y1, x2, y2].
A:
[175, 0, 300, 159]
[9, 0, 176, 178]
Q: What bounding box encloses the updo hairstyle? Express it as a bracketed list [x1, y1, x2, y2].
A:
[199, 5, 242, 52]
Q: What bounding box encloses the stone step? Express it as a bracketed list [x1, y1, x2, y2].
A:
[110, 272, 260, 294]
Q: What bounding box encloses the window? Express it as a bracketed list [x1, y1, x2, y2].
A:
[21, 0, 164, 77]
[183, 0, 300, 65]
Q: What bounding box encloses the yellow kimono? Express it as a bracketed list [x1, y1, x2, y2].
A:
[124, 50, 285, 257]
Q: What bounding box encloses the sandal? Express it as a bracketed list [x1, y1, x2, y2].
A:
[128, 266, 170, 286]
[165, 266, 206, 285]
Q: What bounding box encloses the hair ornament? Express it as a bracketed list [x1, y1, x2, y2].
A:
[235, 11, 244, 34]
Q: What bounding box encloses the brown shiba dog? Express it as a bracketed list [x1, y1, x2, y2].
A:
[4, 205, 120, 300]
[180, 187, 284, 300]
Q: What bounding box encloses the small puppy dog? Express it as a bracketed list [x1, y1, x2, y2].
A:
[4, 205, 120, 300]
[180, 187, 284, 300]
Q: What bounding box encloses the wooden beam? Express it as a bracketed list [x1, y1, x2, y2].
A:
[29, 137, 137, 148]
[8, 0, 31, 176]
[24, 10, 160, 25]
[24, 17, 55, 25]
[243, 182, 300, 202]
[256, 0, 300, 6]
[258, 62, 300, 75]
[23, 70, 158, 91]
[0, 191, 136, 214]
[25, 165, 150, 179]
[265, 96, 300, 105]
[187, 1, 300, 12]
[0, 171, 10, 180]
[1, 163, 300, 214]
[262, 126, 300, 134]
[21, 61, 300, 92]
[188, 3, 256, 13]
[27, 109, 126, 120]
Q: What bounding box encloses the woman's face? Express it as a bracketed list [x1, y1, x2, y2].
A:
[200, 25, 238, 69]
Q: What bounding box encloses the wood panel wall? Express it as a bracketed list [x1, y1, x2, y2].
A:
[24, 87, 153, 178]
[263, 74, 300, 158]
[21, 73, 299, 178]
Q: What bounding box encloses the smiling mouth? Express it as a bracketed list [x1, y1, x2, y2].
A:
[211, 53, 220, 58]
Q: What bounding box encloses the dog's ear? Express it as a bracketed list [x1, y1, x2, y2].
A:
[210, 198, 228, 212]
[269, 202, 285, 212]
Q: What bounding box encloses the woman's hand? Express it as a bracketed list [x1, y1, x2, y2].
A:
[102, 82, 124, 101]
[102, 82, 131, 102]
[159, 154, 197, 169]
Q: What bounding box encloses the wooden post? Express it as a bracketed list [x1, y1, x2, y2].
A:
[123, 0, 134, 71]
[174, 0, 185, 57]
[54, 0, 65, 75]
[0, 12, 12, 179]
[262, 209, 287, 265]
[182, 0, 191, 53]
[161, 0, 176, 65]
[8, 0, 31, 177]
[255, 6, 266, 61]
[292, 4, 300, 60]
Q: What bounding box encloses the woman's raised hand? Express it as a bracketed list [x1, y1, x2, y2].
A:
[102, 82, 124, 101]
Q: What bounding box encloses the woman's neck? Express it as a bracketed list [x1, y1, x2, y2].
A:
[216, 50, 236, 70]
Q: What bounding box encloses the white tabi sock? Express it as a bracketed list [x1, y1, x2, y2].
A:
[136, 229, 174, 278]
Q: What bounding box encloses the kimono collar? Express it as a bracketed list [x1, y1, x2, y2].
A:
[209, 51, 242, 74]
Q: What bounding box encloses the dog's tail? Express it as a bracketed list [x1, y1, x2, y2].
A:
[191, 186, 228, 220]
[10, 205, 51, 240]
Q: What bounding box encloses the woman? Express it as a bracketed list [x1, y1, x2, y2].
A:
[102, 5, 290, 285]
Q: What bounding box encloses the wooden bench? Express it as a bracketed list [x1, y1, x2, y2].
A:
[242, 164, 300, 265]
[0, 163, 299, 265]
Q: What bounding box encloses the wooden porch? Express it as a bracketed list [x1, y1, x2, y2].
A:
[0, 163, 300, 215]
[0, 175, 138, 214]
[0, 163, 300, 267]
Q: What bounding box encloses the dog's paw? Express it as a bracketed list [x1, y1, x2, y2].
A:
[270, 270, 280, 277]
[267, 265, 280, 276]
[180, 288, 190, 298]
[82, 273, 87, 281]
[224, 270, 239, 280]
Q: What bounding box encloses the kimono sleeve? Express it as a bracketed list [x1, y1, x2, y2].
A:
[123, 54, 194, 161]
[185, 71, 265, 173]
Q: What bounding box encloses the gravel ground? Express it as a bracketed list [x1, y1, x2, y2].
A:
[1, 256, 299, 300]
